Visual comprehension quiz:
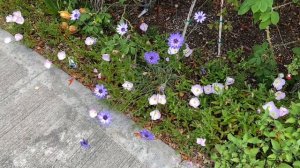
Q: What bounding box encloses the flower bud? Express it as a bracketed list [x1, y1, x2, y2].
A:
[60, 22, 69, 30]
[79, 8, 87, 13]
[59, 11, 71, 20]
[68, 25, 77, 34]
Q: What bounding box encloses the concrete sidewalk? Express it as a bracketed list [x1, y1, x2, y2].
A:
[0, 29, 192, 168]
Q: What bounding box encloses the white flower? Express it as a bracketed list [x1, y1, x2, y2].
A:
[85, 37, 96, 46]
[157, 94, 167, 105]
[4, 37, 12, 44]
[150, 109, 161, 120]
[262, 101, 280, 119]
[225, 77, 235, 86]
[89, 109, 98, 118]
[102, 54, 110, 62]
[168, 47, 179, 55]
[278, 73, 284, 78]
[183, 44, 193, 57]
[273, 77, 286, 90]
[149, 94, 158, 105]
[191, 84, 203, 97]
[6, 15, 13, 22]
[57, 51, 66, 60]
[189, 97, 200, 108]
[93, 68, 98, 73]
[13, 11, 24, 24]
[122, 81, 134, 91]
[44, 60, 52, 69]
[139, 22, 148, 32]
[196, 138, 206, 146]
[203, 85, 213, 94]
[116, 22, 128, 36]
[97, 73, 102, 79]
[15, 16, 24, 24]
[275, 91, 286, 100]
[212, 83, 224, 95]
[14, 33, 23, 41]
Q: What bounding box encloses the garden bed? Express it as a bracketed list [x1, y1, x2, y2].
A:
[1, 0, 300, 167]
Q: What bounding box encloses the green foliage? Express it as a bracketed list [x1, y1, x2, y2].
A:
[242, 43, 277, 84]
[238, 0, 279, 29]
[287, 47, 300, 76]
[212, 94, 300, 167]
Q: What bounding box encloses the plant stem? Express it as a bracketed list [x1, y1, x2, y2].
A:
[182, 0, 197, 39]
[272, 2, 293, 10]
[217, 0, 224, 57]
[266, 27, 274, 52]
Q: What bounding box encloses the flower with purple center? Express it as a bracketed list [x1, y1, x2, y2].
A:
[71, 9, 81, 20]
[116, 22, 128, 36]
[97, 111, 112, 125]
[168, 33, 184, 49]
[80, 139, 90, 150]
[144, 51, 160, 64]
[94, 84, 108, 99]
[139, 129, 155, 140]
[194, 11, 207, 23]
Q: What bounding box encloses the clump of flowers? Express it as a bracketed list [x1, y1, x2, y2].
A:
[194, 11, 207, 23]
[71, 9, 81, 20]
[275, 91, 286, 100]
[168, 33, 184, 49]
[144, 51, 160, 64]
[262, 101, 289, 119]
[116, 22, 128, 36]
[139, 129, 155, 140]
[57, 51, 66, 61]
[94, 84, 108, 99]
[148, 94, 167, 105]
[6, 11, 24, 24]
[97, 111, 112, 125]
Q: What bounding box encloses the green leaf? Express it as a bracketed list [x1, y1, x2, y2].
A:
[238, 3, 251, 15]
[285, 117, 296, 124]
[292, 47, 300, 55]
[271, 139, 281, 150]
[251, 1, 262, 13]
[248, 137, 262, 144]
[268, 154, 276, 160]
[80, 13, 91, 22]
[44, 0, 59, 14]
[231, 158, 239, 163]
[260, 12, 271, 22]
[293, 161, 300, 167]
[259, 20, 271, 29]
[278, 163, 292, 168]
[263, 145, 269, 153]
[260, 1, 268, 12]
[271, 11, 280, 25]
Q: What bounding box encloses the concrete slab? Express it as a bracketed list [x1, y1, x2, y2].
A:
[0, 29, 191, 168]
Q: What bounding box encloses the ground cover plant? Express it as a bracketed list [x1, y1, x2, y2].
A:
[1, 0, 300, 167]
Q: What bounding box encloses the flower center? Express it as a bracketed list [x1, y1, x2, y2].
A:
[98, 89, 103, 93]
[149, 56, 154, 60]
[103, 115, 108, 120]
[173, 39, 178, 43]
[198, 15, 203, 20]
[144, 134, 149, 137]
[121, 28, 125, 32]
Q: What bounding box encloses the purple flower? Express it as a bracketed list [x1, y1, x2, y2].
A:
[273, 77, 286, 90]
[194, 11, 207, 23]
[203, 85, 213, 94]
[275, 91, 286, 100]
[262, 101, 280, 119]
[139, 129, 155, 140]
[80, 139, 90, 150]
[97, 111, 112, 125]
[279, 107, 289, 117]
[94, 84, 108, 99]
[116, 22, 128, 35]
[168, 33, 184, 49]
[144, 51, 160, 64]
[71, 9, 81, 20]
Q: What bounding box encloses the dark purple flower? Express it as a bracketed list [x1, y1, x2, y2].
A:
[94, 84, 108, 99]
[168, 33, 184, 49]
[144, 51, 160, 64]
[80, 139, 90, 150]
[139, 129, 155, 140]
[97, 111, 112, 125]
